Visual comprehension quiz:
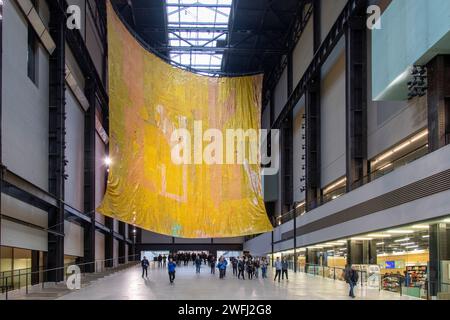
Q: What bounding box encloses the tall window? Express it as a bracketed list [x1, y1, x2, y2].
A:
[27, 25, 38, 85]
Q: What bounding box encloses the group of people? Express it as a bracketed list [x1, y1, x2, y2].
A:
[142, 254, 362, 298]
[232, 256, 270, 280]
[141, 255, 177, 284]
[273, 257, 289, 282]
[142, 253, 274, 284]
[165, 252, 210, 267]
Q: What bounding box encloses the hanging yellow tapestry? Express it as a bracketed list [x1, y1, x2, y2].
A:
[97, 2, 273, 238]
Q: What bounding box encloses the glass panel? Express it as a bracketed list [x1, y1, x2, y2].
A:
[1, 246, 13, 290]
[165, 0, 233, 72]
[13, 248, 31, 290]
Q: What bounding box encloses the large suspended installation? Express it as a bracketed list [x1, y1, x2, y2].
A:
[97, 2, 273, 238]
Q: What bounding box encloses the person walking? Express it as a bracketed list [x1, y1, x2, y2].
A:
[217, 257, 228, 279]
[261, 258, 268, 279]
[162, 255, 167, 268]
[254, 259, 260, 279]
[195, 256, 202, 274]
[274, 257, 282, 282]
[232, 257, 238, 277]
[344, 264, 359, 298]
[238, 257, 246, 280]
[168, 258, 176, 284]
[210, 256, 217, 274]
[281, 258, 289, 281]
[141, 256, 150, 278]
[158, 254, 163, 268]
[246, 259, 254, 280]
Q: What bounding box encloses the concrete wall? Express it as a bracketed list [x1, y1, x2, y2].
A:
[114, 239, 119, 262]
[320, 0, 347, 43]
[141, 231, 173, 244]
[1, 220, 48, 252]
[66, 43, 85, 88]
[371, 0, 450, 100]
[274, 68, 288, 120]
[140, 230, 244, 245]
[2, 0, 49, 191]
[1, 194, 47, 228]
[367, 30, 428, 159]
[1, 194, 48, 252]
[243, 232, 271, 256]
[85, 1, 105, 78]
[292, 17, 314, 86]
[95, 231, 105, 261]
[254, 143, 450, 250]
[213, 237, 244, 244]
[65, 90, 85, 212]
[64, 221, 84, 257]
[320, 45, 346, 187]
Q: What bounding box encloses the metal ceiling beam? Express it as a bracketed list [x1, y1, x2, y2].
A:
[166, 4, 232, 8]
[168, 22, 229, 26]
[143, 27, 285, 34]
[168, 36, 226, 41]
[160, 46, 286, 54]
[223, 0, 239, 72]
[127, 0, 137, 27]
[246, 0, 273, 70]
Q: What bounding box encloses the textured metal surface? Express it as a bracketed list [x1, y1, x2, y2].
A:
[281, 168, 450, 240]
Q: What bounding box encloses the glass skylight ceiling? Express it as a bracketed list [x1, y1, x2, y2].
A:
[166, 0, 233, 73]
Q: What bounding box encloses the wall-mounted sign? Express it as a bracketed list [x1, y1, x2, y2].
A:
[385, 261, 395, 269]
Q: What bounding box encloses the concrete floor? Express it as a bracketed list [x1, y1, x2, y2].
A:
[58, 264, 420, 300]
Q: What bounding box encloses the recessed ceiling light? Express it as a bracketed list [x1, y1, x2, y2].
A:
[387, 230, 414, 234]
[394, 238, 410, 242]
[351, 237, 373, 241]
[412, 225, 429, 229]
[376, 242, 385, 246]
[367, 234, 391, 238]
[422, 235, 430, 238]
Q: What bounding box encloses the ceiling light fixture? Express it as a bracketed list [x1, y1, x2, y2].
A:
[367, 234, 391, 238]
[387, 230, 414, 234]
[394, 238, 410, 242]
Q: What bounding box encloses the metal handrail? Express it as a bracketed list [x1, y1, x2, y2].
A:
[0, 254, 140, 300]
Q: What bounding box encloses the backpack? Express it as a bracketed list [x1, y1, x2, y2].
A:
[352, 270, 359, 284]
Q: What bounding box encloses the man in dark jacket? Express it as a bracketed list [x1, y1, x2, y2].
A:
[281, 258, 289, 280]
[344, 264, 359, 298]
[195, 256, 202, 273]
[231, 257, 238, 276]
[210, 256, 217, 274]
[238, 257, 246, 280]
[141, 256, 149, 278]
